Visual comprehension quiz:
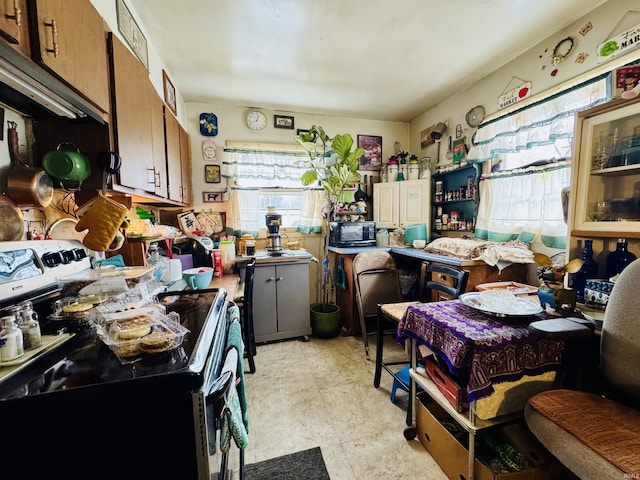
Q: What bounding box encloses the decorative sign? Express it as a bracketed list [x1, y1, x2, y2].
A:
[452, 137, 467, 165]
[597, 22, 640, 62]
[116, 0, 148, 69]
[498, 81, 532, 110]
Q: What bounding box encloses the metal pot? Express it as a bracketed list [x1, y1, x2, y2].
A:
[0, 194, 25, 241]
[6, 121, 54, 207]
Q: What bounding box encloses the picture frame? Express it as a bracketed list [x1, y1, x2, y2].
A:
[357, 135, 382, 170]
[116, 0, 148, 69]
[274, 115, 295, 129]
[205, 165, 221, 183]
[163, 70, 177, 116]
[203, 192, 224, 203]
[296, 128, 310, 136]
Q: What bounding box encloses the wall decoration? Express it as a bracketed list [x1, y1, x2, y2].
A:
[296, 128, 309, 136]
[597, 11, 640, 63]
[202, 140, 217, 161]
[575, 52, 589, 64]
[455, 124, 463, 139]
[205, 165, 221, 183]
[199, 113, 218, 136]
[452, 137, 467, 165]
[420, 125, 436, 149]
[163, 70, 177, 116]
[579, 22, 593, 36]
[614, 65, 640, 98]
[551, 36, 575, 65]
[357, 135, 382, 170]
[497, 79, 531, 110]
[203, 192, 225, 203]
[274, 115, 294, 129]
[116, 0, 148, 69]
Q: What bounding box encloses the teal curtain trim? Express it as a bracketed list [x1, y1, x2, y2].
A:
[540, 235, 566, 249]
[480, 161, 569, 179]
[474, 229, 565, 248]
[223, 148, 307, 157]
[296, 225, 323, 234]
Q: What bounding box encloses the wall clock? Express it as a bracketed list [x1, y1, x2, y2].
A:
[199, 113, 218, 136]
[202, 140, 217, 160]
[246, 110, 267, 131]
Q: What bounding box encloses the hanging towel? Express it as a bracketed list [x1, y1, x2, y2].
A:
[334, 257, 347, 290]
[219, 348, 249, 451]
[226, 304, 249, 429]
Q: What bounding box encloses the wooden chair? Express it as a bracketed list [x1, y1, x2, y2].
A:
[375, 261, 469, 425]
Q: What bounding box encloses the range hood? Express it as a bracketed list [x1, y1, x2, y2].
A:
[0, 40, 105, 124]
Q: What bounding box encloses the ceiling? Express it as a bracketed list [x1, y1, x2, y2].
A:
[128, 0, 606, 122]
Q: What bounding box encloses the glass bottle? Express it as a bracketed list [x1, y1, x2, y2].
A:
[17, 301, 42, 350]
[147, 244, 169, 282]
[0, 315, 24, 362]
[606, 238, 637, 278]
[572, 240, 598, 303]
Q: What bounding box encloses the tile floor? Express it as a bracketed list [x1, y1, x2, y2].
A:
[230, 333, 448, 479]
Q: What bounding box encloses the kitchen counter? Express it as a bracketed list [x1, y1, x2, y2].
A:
[328, 245, 497, 267]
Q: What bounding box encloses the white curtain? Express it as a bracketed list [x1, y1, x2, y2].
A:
[475, 164, 571, 248]
[222, 146, 325, 234]
[297, 189, 325, 234]
[467, 79, 609, 170]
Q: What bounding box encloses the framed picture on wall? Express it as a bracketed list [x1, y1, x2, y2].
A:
[116, 0, 148, 69]
[357, 135, 382, 170]
[163, 70, 177, 116]
[205, 165, 221, 183]
[274, 115, 295, 129]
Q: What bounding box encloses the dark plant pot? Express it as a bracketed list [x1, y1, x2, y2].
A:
[310, 303, 341, 338]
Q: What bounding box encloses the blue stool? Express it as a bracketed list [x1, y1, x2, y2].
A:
[391, 364, 422, 403]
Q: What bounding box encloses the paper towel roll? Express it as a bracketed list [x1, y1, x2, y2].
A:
[162, 258, 183, 282]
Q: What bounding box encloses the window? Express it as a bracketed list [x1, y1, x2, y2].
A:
[467, 77, 610, 248]
[221, 143, 322, 234]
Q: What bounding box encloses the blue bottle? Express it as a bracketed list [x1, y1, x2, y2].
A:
[606, 238, 637, 278]
[573, 239, 597, 303]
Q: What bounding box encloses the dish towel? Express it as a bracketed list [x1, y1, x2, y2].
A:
[219, 348, 249, 451]
[226, 304, 249, 429]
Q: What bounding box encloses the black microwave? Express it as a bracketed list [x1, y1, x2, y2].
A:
[329, 221, 376, 247]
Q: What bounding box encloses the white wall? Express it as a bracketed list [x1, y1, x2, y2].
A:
[410, 0, 640, 168]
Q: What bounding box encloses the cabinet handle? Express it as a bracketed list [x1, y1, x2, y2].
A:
[147, 168, 155, 185]
[154, 171, 161, 188]
[276, 276, 283, 282]
[267, 277, 275, 282]
[5, 2, 21, 27]
[43, 19, 59, 58]
[438, 273, 447, 281]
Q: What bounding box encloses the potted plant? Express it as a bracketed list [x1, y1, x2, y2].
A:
[296, 125, 364, 337]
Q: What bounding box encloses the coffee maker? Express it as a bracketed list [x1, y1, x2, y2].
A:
[265, 209, 283, 255]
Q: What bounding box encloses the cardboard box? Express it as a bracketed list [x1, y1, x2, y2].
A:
[416, 393, 555, 480]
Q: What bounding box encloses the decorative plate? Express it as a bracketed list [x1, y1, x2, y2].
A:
[465, 105, 485, 128]
[459, 292, 542, 318]
[199, 112, 218, 136]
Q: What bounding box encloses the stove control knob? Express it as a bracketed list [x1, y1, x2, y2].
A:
[61, 250, 76, 264]
[72, 248, 87, 260]
[42, 251, 64, 268]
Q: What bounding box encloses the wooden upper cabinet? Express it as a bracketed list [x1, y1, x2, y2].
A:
[150, 91, 167, 198]
[30, 0, 109, 113]
[109, 32, 155, 193]
[0, 0, 30, 55]
[165, 107, 182, 202]
[179, 124, 191, 204]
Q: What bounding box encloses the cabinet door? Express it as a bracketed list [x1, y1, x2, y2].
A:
[165, 108, 183, 202]
[571, 98, 640, 239]
[110, 33, 155, 192]
[0, 0, 29, 54]
[399, 179, 430, 228]
[179, 123, 192, 204]
[32, 0, 109, 113]
[275, 263, 310, 334]
[253, 265, 278, 339]
[373, 182, 399, 228]
[150, 92, 168, 198]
